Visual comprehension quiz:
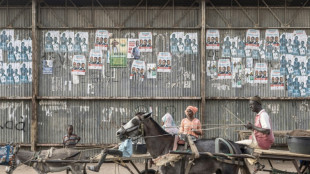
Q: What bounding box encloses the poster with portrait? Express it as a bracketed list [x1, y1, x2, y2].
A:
[245, 68, 254, 83]
[0, 29, 14, 51]
[59, 31, 74, 53]
[88, 49, 103, 70]
[265, 29, 279, 48]
[13, 40, 21, 62]
[254, 63, 268, 83]
[109, 38, 127, 67]
[71, 55, 86, 75]
[138, 32, 152, 52]
[206, 29, 220, 50]
[157, 52, 172, 72]
[217, 59, 232, 79]
[44, 31, 59, 53]
[231, 58, 242, 75]
[95, 30, 109, 51]
[222, 36, 238, 58]
[183, 33, 198, 55]
[282, 33, 294, 54]
[127, 39, 140, 59]
[22, 39, 32, 61]
[246, 58, 253, 68]
[270, 70, 284, 90]
[170, 32, 184, 54]
[288, 76, 308, 97]
[42, 60, 53, 74]
[74, 32, 89, 53]
[245, 29, 260, 50]
[3, 63, 19, 84]
[232, 72, 242, 88]
[130, 60, 145, 81]
[292, 30, 307, 56]
[206, 61, 217, 78]
[146, 63, 157, 79]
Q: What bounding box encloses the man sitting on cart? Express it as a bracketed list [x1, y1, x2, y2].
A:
[179, 106, 202, 141]
[88, 123, 133, 172]
[236, 95, 275, 150]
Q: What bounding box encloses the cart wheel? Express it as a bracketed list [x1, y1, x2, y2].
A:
[141, 169, 157, 174]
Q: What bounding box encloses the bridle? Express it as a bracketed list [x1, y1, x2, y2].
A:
[119, 115, 145, 139]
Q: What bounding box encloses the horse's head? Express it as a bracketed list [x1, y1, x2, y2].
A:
[116, 112, 152, 141]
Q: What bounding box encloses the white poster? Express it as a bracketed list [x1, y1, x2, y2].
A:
[206, 29, 220, 50]
[246, 29, 260, 50]
[157, 52, 172, 72]
[95, 30, 109, 51]
[217, 59, 232, 79]
[88, 49, 103, 70]
[146, 63, 157, 79]
[127, 39, 140, 59]
[44, 31, 59, 53]
[254, 63, 268, 83]
[72, 55, 86, 75]
[59, 31, 74, 53]
[130, 60, 146, 81]
[270, 69, 284, 90]
[139, 32, 152, 52]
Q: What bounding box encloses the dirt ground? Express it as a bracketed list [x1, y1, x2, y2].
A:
[0, 160, 302, 173]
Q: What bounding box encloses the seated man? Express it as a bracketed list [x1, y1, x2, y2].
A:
[88, 123, 132, 172]
[236, 96, 274, 150]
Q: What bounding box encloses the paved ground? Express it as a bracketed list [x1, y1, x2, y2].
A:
[0, 160, 301, 173]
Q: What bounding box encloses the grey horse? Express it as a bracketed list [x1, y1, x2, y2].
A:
[6, 147, 87, 174]
[117, 112, 250, 174]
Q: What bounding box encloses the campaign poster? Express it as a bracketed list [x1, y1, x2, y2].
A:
[72, 55, 86, 75]
[270, 70, 284, 90]
[88, 49, 103, 70]
[157, 52, 172, 72]
[217, 59, 232, 79]
[206, 61, 217, 78]
[206, 29, 220, 50]
[254, 63, 268, 83]
[74, 32, 89, 53]
[288, 76, 308, 97]
[146, 63, 157, 79]
[130, 60, 145, 81]
[245, 29, 260, 50]
[246, 58, 253, 68]
[139, 32, 152, 52]
[109, 38, 127, 67]
[95, 30, 109, 51]
[13, 40, 21, 62]
[0, 29, 14, 51]
[128, 39, 140, 59]
[265, 29, 279, 48]
[183, 33, 198, 55]
[222, 36, 238, 58]
[245, 68, 254, 83]
[232, 72, 242, 88]
[42, 60, 53, 74]
[231, 58, 242, 75]
[44, 31, 59, 53]
[170, 32, 184, 54]
[292, 30, 307, 56]
[22, 39, 32, 61]
[59, 31, 74, 53]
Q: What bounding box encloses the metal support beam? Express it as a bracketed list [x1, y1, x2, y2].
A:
[262, 0, 284, 27]
[31, 0, 38, 152]
[200, 0, 206, 132]
[95, 0, 117, 27]
[68, 0, 93, 27]
[286, 0, 309, 26]
[209, 0, 231, 27]
[7, 1, 31, 27]
[121, 0, 144, 27]
[42, 0, 67, 27]
[147, 0, 171, 27]
[233, 0, 257, 27]
[173, 0, 197, 27]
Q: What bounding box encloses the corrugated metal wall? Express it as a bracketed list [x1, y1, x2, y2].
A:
[2, 3, 310, 146]
[38, 100, 200, 144]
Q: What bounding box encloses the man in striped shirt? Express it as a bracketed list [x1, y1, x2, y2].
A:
[63, 125, 81, 148]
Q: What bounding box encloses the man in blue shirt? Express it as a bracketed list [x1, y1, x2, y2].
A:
[88, 123, 132, 172]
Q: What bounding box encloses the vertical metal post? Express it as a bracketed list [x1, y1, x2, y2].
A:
[173, 0, 174, 26]
[200, 0, 206, 130]
[31, 0, 38, 151]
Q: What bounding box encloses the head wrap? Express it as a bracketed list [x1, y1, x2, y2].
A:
[161, 113, 178, 134]
[250, 95, 262, 105]
[186, 106, 198, 115]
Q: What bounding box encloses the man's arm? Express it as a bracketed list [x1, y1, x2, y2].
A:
[193, 120, 202, 135]
[179, 120, 184, 134]
[245, 123, 270, 135]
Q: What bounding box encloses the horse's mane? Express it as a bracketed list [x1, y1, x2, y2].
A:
[135, 112, 169, 135]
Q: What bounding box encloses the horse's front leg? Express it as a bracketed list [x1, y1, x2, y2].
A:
[5, 166, 15, 174]
[70, 164, 85, 174]
[34, 168, 46, 174]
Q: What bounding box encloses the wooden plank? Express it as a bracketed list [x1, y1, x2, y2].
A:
[254, 149, 310, 158]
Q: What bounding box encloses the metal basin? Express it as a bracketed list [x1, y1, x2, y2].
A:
[287, 136, 310, 154]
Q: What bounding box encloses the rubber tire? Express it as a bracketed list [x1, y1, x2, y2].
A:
[141, 169, 157, 174]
